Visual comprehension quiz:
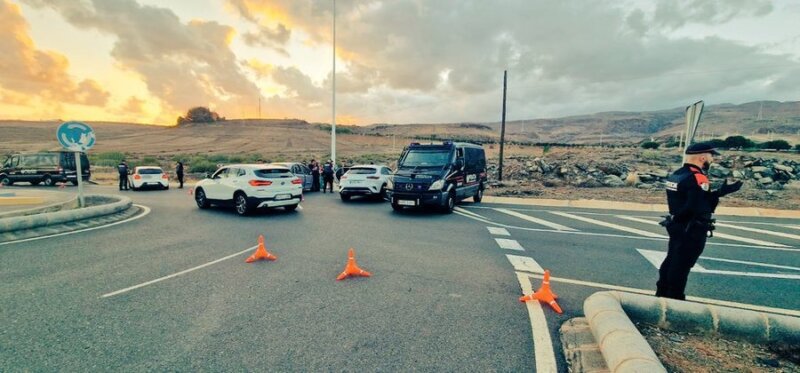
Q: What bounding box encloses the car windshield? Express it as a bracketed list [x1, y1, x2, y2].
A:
[253, 168, 293, 178]
[347, 167, 377, 175]
[400, 150, 451, 167]
[138, 168, 162, 174]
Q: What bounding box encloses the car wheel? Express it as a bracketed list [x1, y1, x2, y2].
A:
[340, 194, 351, 201]
[441, 192, 455, 214]
[30, 181, 40, 186]
[474, 185, 483, 203]
[1, 175, 12, 186]
[164, 185, 169, 190]
[379, 185, 387, 200]
[391, 201, 404, 212]
[195, 188, 210, 209]
[42, 175, 53, 186]
[71, 180, 79, 186]
[234, 192, 251, 216]
[284, 204, 298, 212]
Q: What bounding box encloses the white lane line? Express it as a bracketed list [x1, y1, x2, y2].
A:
[0, 204, 151, 247]
[452, 209, 800, 252]
[454, 207, 485, 219]
[495, 238, 524, 251]
[102, 245, 256, 298]
[506, 254, 545, 274]
[453, 210, 495, 225]
[494, 208, 577, 231]
[551, 211, 667, 238]
[487, 227, 510, 236]
[781, 224, 800, 230]
[636, 249, 800, 280]
[617, 215, 790, 248]
[515, 271, 558, 373]
[715, 222, 800, 241]
[517, 272, 800, 318]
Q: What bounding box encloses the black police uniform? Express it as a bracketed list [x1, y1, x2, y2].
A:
[656, 143, 740, 300]
[118, 162, 129, 190]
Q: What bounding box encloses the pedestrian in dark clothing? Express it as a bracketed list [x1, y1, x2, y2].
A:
[656, 142, 742, 300]
[176, 161, 185, 189]
[322, 160, 335, 193]
[309, 159, 321, 192]
[118, 160, 129, 190]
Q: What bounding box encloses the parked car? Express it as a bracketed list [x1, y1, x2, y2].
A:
[129, 166, 169, 190]
[387, 141, 486, 213]
[193, 164, 303, 216]
[272, 162, 313, 191]
[0, 151, 90, 186]
[338, 165, 392, 201]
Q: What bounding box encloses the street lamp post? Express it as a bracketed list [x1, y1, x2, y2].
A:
[331, 0, 336, 166]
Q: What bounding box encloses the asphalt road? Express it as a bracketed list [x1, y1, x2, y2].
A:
[1, 184, 798, 371]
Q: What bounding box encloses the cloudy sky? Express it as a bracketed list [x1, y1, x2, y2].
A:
[1, 0, 798, 126]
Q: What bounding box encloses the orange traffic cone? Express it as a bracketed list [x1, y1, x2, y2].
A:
[245, 235, 277, 263]
[519, 270, 562, 314]
[188, 187, 194, 196]
[336, 248, 371, 280]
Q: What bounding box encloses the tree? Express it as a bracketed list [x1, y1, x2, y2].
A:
[176, 107, 222, 125]
[760, 140, 791, 150]
[724, 135, 755, 149]
[641, 141, 660, 149]
[795, 144, 800, 151]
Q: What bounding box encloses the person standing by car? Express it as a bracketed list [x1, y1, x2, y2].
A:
[176, 161, 185, 189]
[656, 142, 743, 300]
[322, 160, 335, 193]
[118, 160, 129, 191]
[309, 159, 321, 192]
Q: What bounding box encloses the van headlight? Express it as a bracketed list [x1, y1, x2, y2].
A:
[429, 179, 444, 191]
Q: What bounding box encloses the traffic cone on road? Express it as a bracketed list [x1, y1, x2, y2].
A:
[188, 187, 194, 196]
[336, 248, 371, 280]
[245, 235, 277, 263]
[519, 270, 562, 314]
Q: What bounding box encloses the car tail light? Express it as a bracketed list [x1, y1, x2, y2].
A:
[249, 180, 272, 186]
[161, 174, 168, 179]
[56, 167, 63, 173]
[134, 174, 141, 180]
[367, 176, 380, 179]
[291, 178, 303, 185]
[341, 176, 348, 180]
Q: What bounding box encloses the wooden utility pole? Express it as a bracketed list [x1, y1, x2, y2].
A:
[499, 70, 507, 181]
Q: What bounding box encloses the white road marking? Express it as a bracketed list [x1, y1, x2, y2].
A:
[636, 249, 800, 280]
[494, 208, 577, 231]
[506, 254, 545, 274]
[715, 222, 800, 241]
[454, 207, 485, 219]
[495, 238, 524, 251]
[487, 227, 510, 236]
[515, 271, 557, 373]
[780, 224, 800, 230]
[452, 209, 800, 252]
[551, 211, 667, 238]
[102, 244, 257, 298]
[0, 204, 151, 247]
[617, 215, 790, 248]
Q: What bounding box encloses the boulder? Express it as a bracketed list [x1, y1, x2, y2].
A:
[774, 164, 794, 173]
[650, 170, 669, 178]
[708, 164, 730, 178]
[732, 170, 745, 179]
[751, 166, 769, 173]
[758, 177, 774, 185]
[602, 175, 626, 187]
[577, 178, 603, 188]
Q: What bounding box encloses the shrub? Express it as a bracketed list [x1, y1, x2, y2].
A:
[141, 156, 159, 165]
[724, 135, 755, 149]
[177, 107, 222, 125]
[705, 139, 727, 149]
[189, 160, 218, 174]
[641, 141, 660, 149]
[759, 140, 791, 150]
[641, 150, 660, 160]
[795, 144, 800, 151]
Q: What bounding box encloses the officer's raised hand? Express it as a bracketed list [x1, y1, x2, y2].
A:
[716, 179, 743, 197]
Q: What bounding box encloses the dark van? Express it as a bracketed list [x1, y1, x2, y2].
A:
[1, 152, 91, 186]
[388, 141, 487, 213]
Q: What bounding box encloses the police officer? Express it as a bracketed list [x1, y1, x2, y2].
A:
[322, 160, 335, 193]
[176, 161, 185, 189]
[656, 142, 743, 300]
[118, 160, 129, 191]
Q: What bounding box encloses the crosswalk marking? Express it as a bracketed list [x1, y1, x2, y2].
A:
[617, 215, 790, 248]
[487, 227, 510, 236]
[550, 211, 666, 238]
[714, 222, 800, 241]
[495, 238, 524, 251]
[506, 254, 545, 273]
[636, 249, 800, 280]
[495, 208, 577, 231]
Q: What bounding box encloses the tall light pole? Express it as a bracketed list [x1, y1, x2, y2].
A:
[331, 0, 337, 165]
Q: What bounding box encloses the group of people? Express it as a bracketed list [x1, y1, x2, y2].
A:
[117, 160, 185, 190]
[306, 159, 336, 193]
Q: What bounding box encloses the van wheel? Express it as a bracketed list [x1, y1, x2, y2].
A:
[474, 185, 483, 203]
[71, 180, 79, 186]
[195, 188, 210, 209]
[441, 192, 455, 214]
[234, 192, 252, 216]
[42, 176, 54, 186]
[1, 175, 13, 186]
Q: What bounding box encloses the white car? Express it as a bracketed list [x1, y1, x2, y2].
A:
[338, 165, 392, 201]
[129, 166, 169, 190]
[193, 164, 303, 215]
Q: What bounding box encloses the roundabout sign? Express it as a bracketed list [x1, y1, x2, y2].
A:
[57, 121, 95, 206]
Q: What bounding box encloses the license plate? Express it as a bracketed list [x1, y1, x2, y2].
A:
[350, 180, 362, 184]
[398, 199, 416, 206]
[275, 194, 291, 200]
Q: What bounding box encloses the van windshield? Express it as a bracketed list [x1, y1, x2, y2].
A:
[399, 150, 451, 167]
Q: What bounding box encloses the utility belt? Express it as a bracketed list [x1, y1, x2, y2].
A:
[659, 214, 716, 237]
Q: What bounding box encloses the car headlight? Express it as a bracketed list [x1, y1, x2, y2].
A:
[429, 179, 444, 191]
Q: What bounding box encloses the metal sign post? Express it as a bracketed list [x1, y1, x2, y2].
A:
[56, 121, 95, 208]
[75, 152, 84, 207]
[681, 100, 704, 164]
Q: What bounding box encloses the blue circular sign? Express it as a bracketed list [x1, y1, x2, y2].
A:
[57, 121, 96, 151]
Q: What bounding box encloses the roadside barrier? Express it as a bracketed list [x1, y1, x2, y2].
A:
[336, 248, 371, 280]
[245, 235, 277, 263]
[520, 270, 563, 314]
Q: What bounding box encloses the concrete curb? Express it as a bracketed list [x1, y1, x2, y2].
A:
[482, 196, 800, 219]
[584, 291, 800, 373]
[0, 196, 79, 219]
[0, 194, 132, 233]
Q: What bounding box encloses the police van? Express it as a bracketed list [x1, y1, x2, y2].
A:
[0, 151, 91, 186]
[388, 141, 487, 213]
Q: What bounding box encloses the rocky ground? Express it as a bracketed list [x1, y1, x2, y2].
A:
[485, 148, 800, 210]
[638, 322, 800, 372]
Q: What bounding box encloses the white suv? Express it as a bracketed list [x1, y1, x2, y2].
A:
[338, 165, 392, 201]
[194, 164, 303, 215]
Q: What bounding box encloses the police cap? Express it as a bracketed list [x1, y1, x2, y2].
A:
[685, 142, 721, 155]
